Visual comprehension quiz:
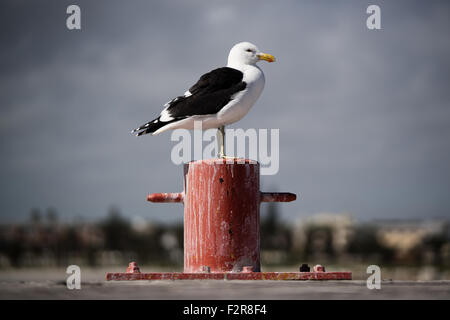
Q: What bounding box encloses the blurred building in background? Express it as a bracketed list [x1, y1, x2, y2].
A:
[0, 205, 448, 270]
[291, 213, 355, 264]
[373, 219, 449, 265]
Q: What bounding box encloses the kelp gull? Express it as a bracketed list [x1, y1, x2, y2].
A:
[131, 42, 275, 157]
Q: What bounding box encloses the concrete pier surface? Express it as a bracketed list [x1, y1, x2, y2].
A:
[0, 267, 449, 300]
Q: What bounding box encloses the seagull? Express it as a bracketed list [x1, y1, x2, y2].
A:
[131, 41, 275, 158]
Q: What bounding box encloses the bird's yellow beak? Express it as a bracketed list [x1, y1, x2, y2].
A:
[258, 53, 275, 63]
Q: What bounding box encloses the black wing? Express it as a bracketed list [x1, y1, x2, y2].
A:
[188, 67, 245, 97]
[132, 67, 246, 136]
[167, 67, 246, 118]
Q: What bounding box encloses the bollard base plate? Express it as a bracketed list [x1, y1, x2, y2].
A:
[106, 271, 352, 281]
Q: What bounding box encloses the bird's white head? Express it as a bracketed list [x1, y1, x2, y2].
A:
[227, 42, 275, 69]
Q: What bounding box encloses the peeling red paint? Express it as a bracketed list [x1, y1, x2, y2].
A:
[145, 159, 299, 274]
[147, 193, 184, 203]
[183, 159, 261, 273]
[260, 192, 296, 202]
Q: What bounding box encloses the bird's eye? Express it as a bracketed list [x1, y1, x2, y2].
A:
[246, 49, 253, 52]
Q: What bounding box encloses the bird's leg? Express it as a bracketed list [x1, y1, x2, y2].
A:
[217, 125, 225, 158]
[217, 126, 235, 159]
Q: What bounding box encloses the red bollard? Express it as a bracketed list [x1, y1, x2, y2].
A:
[150, 158, 295, 273]
[105, 158, 352, 281]
[185, 159, 260, 272]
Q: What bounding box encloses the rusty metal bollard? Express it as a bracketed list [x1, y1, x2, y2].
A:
[105, 158, 352, 281]
[147, 158, 296, 273]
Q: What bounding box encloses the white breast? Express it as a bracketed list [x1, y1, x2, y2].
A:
[217, 65, 265, 125]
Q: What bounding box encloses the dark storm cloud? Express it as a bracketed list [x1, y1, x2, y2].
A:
[0, 0, 449, 222]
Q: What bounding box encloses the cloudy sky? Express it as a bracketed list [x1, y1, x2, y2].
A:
[1, 0, 449, 223]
